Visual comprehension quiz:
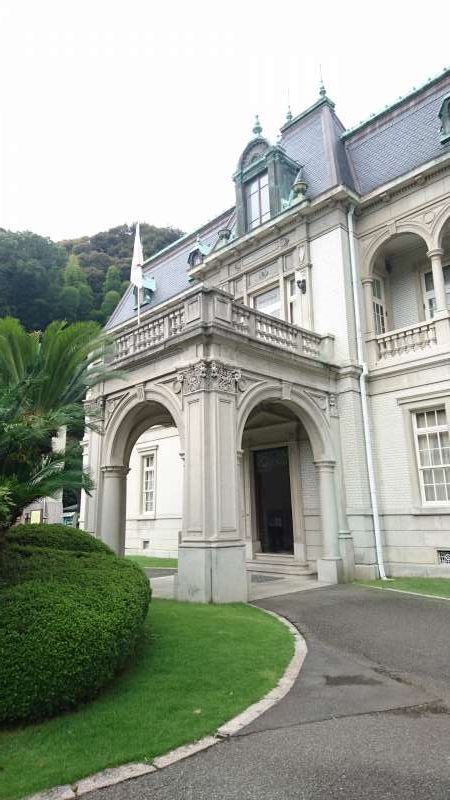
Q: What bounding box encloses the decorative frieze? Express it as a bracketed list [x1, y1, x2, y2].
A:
[104, 393, 128, 427]
[248, 259, 279, 288]
[83, 396, 104, 428]
[304, 389, 339, 418]
[174, 360, 245, 395]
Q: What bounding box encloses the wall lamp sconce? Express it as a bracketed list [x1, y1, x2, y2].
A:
[297, 278, 307, 294]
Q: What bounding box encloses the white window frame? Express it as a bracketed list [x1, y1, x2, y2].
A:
[251, 283, 282, 319]
[286, 275, 299, 325]
[246, 172, 270, 230]
[372, 276, 387, 335]
[412, 408, 450, 506]
[421, 265, 450, 319]
[140, 448, 157, 516]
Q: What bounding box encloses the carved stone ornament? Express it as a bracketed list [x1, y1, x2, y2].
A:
[177, 360, 244, 395]
[305, 390, 328, 413]
[83, 396, 104, 425]
[104, 393, 128, 427]
[135, 383, 145, 402]
[328, 393, 339, 417]
[304, 389, 339, 417]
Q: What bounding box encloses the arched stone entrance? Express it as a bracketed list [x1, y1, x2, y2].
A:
[237, 387, 346, 584]
[98, 392, 184, 555]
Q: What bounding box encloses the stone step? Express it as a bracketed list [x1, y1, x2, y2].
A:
[254, 553, 299, 564]
[246, 559, 316, 576]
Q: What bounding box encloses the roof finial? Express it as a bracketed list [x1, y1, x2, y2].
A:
[286, 105, 293, 123]
[252, 114, 262, 136]
[319, 64, 326, 98]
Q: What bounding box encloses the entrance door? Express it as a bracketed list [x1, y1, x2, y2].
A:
[253, 447, 294, 554]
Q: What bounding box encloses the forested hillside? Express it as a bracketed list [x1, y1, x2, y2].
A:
[0, 223, 183, 330]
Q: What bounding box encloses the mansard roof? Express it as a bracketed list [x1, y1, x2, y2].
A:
[342, 68, 450, 194]
[106, 67, 450, 331]
[105, 208, 233, 330]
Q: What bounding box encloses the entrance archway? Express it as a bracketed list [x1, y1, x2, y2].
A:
[237, 389, 345, 583]
[99, 393, 184, 556]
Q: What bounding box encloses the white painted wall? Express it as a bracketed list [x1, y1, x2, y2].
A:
[125, 425, 182, 557]
[310, 228, 351, 362]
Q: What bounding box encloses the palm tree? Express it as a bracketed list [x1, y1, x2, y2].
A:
[0, 317, 111, 413]
[0, 318, 113, 532]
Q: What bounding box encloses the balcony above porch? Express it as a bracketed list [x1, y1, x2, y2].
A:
[107, 286, 335, 368]
[367, 313, 450, 370]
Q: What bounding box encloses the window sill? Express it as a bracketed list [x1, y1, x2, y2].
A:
[412, 506, 450, 516]
[137, 513, 156, 521]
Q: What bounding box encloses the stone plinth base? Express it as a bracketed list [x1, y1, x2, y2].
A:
[176, 541, 248, 603]
[353, 563, 379, 580]
[338, 533, 355, 583]
[317, 557, 344, 584]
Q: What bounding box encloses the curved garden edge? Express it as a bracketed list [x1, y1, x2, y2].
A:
[24, 610, 307, 800]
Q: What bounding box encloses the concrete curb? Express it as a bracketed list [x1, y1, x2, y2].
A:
[24, 608, 307, 800]
[360, 584, 450, 602]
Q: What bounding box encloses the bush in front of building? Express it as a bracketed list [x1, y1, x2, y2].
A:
[0, 524, 151, 725]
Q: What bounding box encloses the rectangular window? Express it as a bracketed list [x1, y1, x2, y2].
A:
[254, 285, 281, 319]
[372, 277, 386, 335]
[422, 266, 450, 319]
[142, 452, 156, 514]
[413, 408, 450, 504]
[287, 277, 297, 324]
[246, 172, 270, 230]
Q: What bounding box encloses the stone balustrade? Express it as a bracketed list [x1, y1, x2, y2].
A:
[376, 320, 437, 361]
[109, 286, 334, 366]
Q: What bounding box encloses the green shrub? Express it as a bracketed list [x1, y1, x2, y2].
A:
[0, 525, 151, 725]
[5, 523, 112, 555]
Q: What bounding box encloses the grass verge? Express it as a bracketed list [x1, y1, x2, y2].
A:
[0, 600, 294, 800]
[357, 577, 450, 598]
[126, 555, 178, 569]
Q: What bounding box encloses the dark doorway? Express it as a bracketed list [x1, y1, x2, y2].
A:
[253, 447, 294, 554]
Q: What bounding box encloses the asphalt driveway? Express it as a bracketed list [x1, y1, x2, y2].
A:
[85, 585, 450, 799]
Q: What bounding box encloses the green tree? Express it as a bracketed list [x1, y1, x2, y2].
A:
[100, 290, 121, 322]
[103, 265, 122, 295]
[60, 255, 94, 321]
[0, 317, 115, 531]
[0, 230, 66, 330]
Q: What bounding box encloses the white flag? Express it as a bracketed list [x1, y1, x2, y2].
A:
[130, 222, 144, 289]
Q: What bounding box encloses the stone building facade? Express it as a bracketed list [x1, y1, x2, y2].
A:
[80, 68, 450, 601]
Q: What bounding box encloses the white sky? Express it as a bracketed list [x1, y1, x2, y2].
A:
[0, 0, 448, 242]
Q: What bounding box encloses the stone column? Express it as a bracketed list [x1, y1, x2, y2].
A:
[315, 460, 344, 584]
[288, 441, 307, 564]
[361, 278, 375, 336]
[176, 361, 248, 603]
[361, 277, 378, 367]
[427, 248, 447, 314]
[99, 466, 129, 554]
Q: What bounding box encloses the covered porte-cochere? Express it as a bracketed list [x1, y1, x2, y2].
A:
[80, 286, 354, 602]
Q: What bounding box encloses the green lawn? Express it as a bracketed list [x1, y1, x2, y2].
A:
[0, 600, 294, 800]
[357, 577, 450, 598]
[126, 555, 178, 568]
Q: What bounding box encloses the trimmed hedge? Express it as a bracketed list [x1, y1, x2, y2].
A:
[0, 525, 151, 725]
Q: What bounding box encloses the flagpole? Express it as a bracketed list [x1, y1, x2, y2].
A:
[137, 290, 141, 326]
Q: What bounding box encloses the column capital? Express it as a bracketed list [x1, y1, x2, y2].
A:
[361, 276, 375, 286]
[426, 248, 444, 259]
[100, 465, 130, 477]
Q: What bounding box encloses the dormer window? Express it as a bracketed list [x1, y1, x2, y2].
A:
[191, 251, 203, 267]
[439, 96, 450, 144]
[246, 172, 270, 231]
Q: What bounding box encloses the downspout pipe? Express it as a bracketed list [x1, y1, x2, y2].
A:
[347, 205, 387, 580]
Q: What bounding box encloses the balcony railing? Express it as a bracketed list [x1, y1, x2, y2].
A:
[376, 320, 438, 361]
[109, 287, 334, 366]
